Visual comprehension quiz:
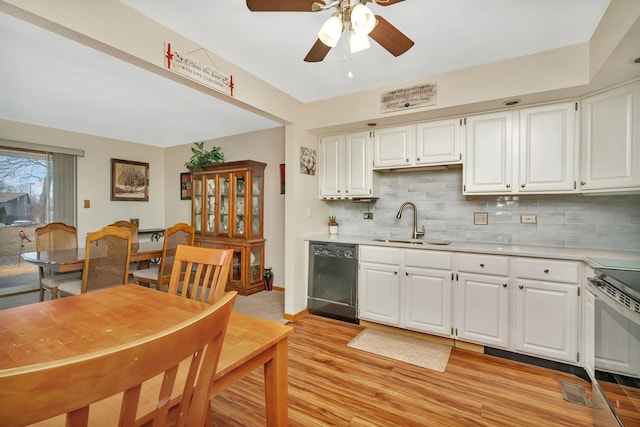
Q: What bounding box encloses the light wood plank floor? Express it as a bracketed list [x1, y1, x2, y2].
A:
[211, 314, 593, 426]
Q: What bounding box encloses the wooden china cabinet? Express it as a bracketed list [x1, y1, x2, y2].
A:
[191, 160, 266, 295]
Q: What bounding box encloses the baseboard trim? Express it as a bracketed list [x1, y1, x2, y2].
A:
[284, 308, 308, 322]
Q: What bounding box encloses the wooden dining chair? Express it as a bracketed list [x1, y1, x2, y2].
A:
[167, 244, 233, 305]
[34, 222, 82, 300]
[110, 220, 140, 278]
[0, 291, 237, 427]
[57, 226, 131, 297]
[133, 222, 195, 291]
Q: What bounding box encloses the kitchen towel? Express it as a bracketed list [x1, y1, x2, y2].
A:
[348, 328, 451, 372]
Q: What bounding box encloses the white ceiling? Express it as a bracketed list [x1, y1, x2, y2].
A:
[0, 0, 613, 148]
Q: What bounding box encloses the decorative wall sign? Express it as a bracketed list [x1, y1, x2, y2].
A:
[180, 172, 192, 200]
[381, 83, 437, 113]
[111, 159, 149, 202]
[164, 43, 234, 96]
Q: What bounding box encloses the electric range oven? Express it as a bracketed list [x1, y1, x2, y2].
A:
[586, 258, 640, 426]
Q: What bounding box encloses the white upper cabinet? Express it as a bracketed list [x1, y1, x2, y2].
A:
[580, 80, 640, 193]
[464, 103, 578, 195]
[373, 125, 414, 168]
[463, 111, 514, 194]
[415, 118, 464, 166]
[518, 102, 578, 193]
[319, 131, 378, 199]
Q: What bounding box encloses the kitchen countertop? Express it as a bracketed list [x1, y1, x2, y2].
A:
[305, 234, 640, 266]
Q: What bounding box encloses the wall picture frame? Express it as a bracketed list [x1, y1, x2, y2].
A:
[180, 172, 192, 200]
[110, 158, 149, 202]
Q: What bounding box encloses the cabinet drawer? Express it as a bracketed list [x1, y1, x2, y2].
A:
[404, 249, 453, 270]
[360, 245, 402, 265]
[457, 253, 509, 276]
[515, 258, 579, 283]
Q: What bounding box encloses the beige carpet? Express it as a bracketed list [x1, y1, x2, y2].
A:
[231, 290, 287, 323]
[348, 328, 452, 372]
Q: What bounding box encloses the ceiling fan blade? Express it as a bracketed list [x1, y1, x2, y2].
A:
[304, 39, 332, 62]
[369, 15, 414, 57]
[246, 0, 325, 12]
[375, 0, 405, 5]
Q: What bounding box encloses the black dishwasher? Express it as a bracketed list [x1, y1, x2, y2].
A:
[308, 241, 358, 323]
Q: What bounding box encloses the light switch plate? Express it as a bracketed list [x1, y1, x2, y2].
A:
[521, 214, 537, 224]
[474, 212, 488, 225]
[363, 212, 373, 220]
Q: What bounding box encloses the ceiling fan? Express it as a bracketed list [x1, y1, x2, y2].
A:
[246, 0, 414, 63]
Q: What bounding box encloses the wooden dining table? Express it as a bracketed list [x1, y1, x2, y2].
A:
[0, 285, 293, 426]
[21, 240, 164, 272]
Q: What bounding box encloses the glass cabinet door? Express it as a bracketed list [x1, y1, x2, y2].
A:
[220, 175, 230, 235]
[251, 175, 262, 236]
[233, 172, 247, 237]
[205, 176, 216, 234]
[249, 245, 263, 284]
[230, 248, 243, 285]
[193, 177, 203, 233]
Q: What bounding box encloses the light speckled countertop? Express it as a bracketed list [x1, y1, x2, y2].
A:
[305, 234, 640, 267]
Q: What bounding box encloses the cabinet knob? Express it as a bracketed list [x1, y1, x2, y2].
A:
[521, 184, 526, 188]
[406, 158, 410, 163]
[506, 184, 511, 189]
[480, 263, 485, 268]
[581, 180, 586, 186]
[544, 269, 549, 274]
[337, 190, 341, 193]
[345, 190, 349, 194]
[503, 283, 508, 288]
[405, 272, 409, 276]
[394, 271, 398, 275]
[417, 157, 421, 161]
[519, 285, 524, 289]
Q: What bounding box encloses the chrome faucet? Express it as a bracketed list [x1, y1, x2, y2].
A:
[396, 201, 425, 240]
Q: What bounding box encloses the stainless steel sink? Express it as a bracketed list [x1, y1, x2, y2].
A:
[372, 238, 451, 245]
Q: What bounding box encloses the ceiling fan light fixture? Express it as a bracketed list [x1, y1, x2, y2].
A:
[349, 28, 370, 53]
[318, 14, 343, 47]
[350, 3, 376, 35]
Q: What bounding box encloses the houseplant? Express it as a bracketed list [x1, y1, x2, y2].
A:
[184, 141, 225, 172]
[328, 216, 338, 235]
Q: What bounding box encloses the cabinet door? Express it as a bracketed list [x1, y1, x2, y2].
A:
[319, 134, 344, 197]
[192, 176, 204, 234]
[219, 174, 231, 235]
[204, 175, 217, 234]
[231, 171, 248, 238]
[581, 81, 640, 192]
[463, 111, 514, 194]
[415, 118, 463, 166]
[456, 273, 509, 348]
[519, 102, 577, 193]
[344, 131, 371, 196]
[373, 125, 414, 168]
[358, 262, 400, 326]
[403, 267, 452, 336]
[514, 279, 579, 363]
[250, 173, 263, 237]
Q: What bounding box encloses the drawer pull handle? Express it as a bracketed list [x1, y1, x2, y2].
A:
[519, 285, 524, 289]
[480, 263, 485, 267]
[544, 269, 549, 273]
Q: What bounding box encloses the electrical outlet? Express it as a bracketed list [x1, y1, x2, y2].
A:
[521, 214, 537, 224]
[364, 212, 373, 220]
[474, 212, 488, 225]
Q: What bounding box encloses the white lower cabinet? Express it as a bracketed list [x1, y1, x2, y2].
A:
[358, 245, 583, 366]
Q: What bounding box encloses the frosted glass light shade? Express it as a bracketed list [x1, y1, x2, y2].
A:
[349, 28, 370, 53]
[350, 4, 375, 35]
[318, 15, 343, 47]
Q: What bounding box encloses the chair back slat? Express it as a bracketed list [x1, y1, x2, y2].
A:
[0, 291, 237, 426]
[83, 226, 131, 293]
[167, 245, 233, 305]
[158, 223, 195, 285]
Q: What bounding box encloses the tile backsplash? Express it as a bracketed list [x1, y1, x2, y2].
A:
[329, 169, 640, 252]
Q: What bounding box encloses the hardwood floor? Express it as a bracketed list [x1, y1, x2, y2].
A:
[212, 314, 594, 426]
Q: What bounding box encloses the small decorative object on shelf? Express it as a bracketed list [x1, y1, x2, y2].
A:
[328, 216, 338, 235]
[264, 267, 273, 291]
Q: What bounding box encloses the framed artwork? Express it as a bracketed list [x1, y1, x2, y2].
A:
[279, 163, 285, 194]
[110, 158, 149, 202]
[300, 146, 316, 175]
[180, 172, 192, 200]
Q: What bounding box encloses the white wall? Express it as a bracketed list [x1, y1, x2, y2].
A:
[0, 119, 165, 239]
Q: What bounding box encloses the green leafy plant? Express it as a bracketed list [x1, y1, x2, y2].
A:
[328, 216, 338, 226]
[184, 141, 225, 171]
